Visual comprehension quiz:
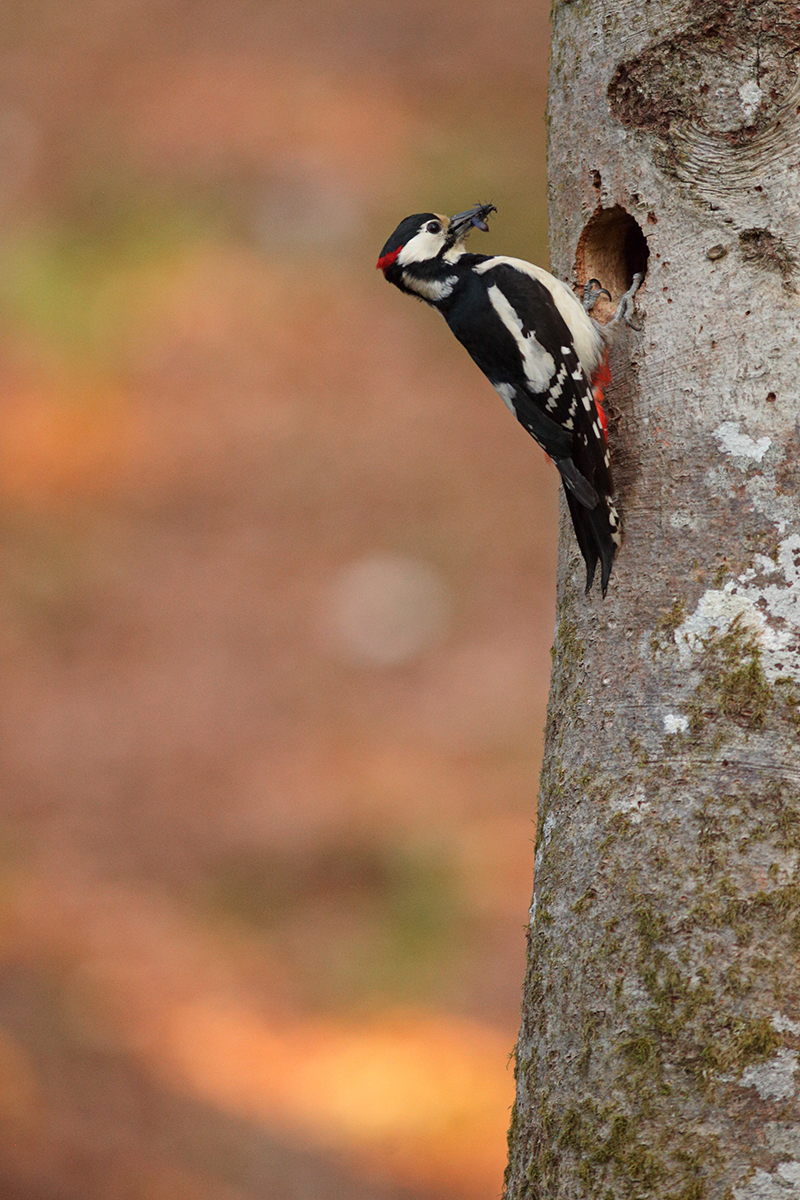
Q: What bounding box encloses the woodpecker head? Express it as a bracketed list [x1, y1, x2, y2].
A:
[376, 203, 496, 296]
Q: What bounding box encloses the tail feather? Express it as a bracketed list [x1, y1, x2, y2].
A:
[554, 456, 599, 510]
[563, 487, 620, 597]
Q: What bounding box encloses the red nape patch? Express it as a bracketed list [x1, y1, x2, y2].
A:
[591, 351, 611, 437]
[376, 246, 401, 272]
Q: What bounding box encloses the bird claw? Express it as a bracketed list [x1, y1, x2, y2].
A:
[582, 278, 612, 313]
[584, 272, 643, 329]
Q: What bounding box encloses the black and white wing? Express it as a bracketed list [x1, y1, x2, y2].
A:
[449, 258, 621, 594]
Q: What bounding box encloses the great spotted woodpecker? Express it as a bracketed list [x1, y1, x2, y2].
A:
[376, 203, 641, 596]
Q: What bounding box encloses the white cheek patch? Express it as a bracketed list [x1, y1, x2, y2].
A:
[487, 283, 556, 393]
[397, 227, 448, 266]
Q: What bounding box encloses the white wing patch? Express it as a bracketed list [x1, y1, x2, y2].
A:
[476, 256, 604, 377]
[545, 363, 568, 411]
[493, 381, 517, 414]
[486, 283, 556, 392]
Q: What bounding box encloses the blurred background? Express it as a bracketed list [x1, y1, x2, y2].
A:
[0, 2, 557, 1197]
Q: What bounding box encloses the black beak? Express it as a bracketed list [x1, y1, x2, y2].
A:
[448, 202, 497, 240]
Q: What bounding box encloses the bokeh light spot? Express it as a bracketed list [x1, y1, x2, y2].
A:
[322, 554, 451, 667]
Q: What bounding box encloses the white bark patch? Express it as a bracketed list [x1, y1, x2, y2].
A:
[675, 535, 800, 682]
[734, 1163, 800, 1200]
[531, 813, 556, 923]
[738, 80, 765, 123]
[610, 784, 648, 823]
[669, 512, 697, 530]
[533, 812, 556, 878]
[663, 713, 689, 734]
[676, 587, 763, 661]
[739, 1048, 798, 1101]
[773, 1013, 800, 1037]
[713, 420, 771, 464]
[778, 1164, 800, 1189]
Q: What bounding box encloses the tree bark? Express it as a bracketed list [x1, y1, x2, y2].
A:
[505, 3, 800, 1198]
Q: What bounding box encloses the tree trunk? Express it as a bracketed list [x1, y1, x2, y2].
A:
[505, 3, 800, 1198]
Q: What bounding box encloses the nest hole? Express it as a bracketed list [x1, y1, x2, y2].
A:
[576, 206, 649, 317]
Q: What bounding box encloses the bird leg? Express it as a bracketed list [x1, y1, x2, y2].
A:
[609, 272, 643, 332]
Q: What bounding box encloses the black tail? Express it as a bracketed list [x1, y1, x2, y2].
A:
[564, 487, 620, 597]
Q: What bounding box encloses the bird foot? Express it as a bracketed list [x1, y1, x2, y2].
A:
[611, 272, 643, 331]
[582, 278, 612, 313]
[583, 273, 643, 331]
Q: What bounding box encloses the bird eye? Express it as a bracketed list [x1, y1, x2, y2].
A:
[426, 221, 442, 234]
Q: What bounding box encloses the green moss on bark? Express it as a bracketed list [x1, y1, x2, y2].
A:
[687, 615, 773, 734]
